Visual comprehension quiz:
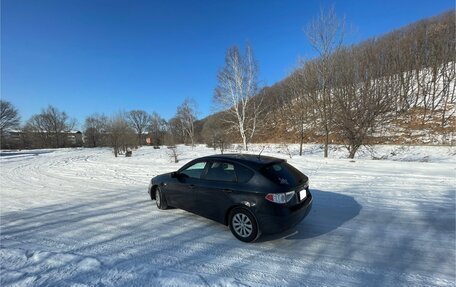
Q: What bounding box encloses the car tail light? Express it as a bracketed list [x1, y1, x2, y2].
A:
[265, 191, 295, 204]
[303, 180, 309, 188]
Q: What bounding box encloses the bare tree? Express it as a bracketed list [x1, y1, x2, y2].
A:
[0, 101, 21, 148]
[127, 110, 150, 146]
[84, 114, 108, 147]
[214, 44, 262, 151]
[167, 116, 184, 144]
[167, 146, 181, 163]
[24, 115, 52, 147]
[149, 112, 167, 146]
[0, 100, 20, 135]
[440, 61, 456, 128]
[332, 47, 393, 158]
[436, 12, 456, 128]
[108, 113, 137, 157]
[25, 106, 76, 148]
[201, 113, 230, 153]
[176, 98, 197, 147]
[304, 6, 345, 157]
[278, 72, 315, 156]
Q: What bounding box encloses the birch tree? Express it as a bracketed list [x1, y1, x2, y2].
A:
[214, 44, 261, 151]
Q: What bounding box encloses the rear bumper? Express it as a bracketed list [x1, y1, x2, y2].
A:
[256, 192, 313, 234]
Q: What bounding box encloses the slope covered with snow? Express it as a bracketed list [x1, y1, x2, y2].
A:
[1, 145, 455, 286]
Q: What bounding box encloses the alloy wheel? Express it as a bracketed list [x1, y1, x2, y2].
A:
[232, 213, 253, 237]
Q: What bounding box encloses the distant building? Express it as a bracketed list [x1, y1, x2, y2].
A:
[65, 131, 84, 146]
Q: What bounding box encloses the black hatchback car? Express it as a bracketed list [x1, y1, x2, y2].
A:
[148, 154, 312, 242]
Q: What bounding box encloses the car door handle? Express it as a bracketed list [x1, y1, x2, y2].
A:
[222, 189, 232, 193]
[189, 184, 195, 189]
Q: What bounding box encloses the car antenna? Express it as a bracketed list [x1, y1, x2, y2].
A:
[258, 146, 265, 159]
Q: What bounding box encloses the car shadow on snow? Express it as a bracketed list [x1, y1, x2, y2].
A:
[259, 189, 362, 242]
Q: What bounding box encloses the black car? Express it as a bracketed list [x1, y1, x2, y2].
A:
[148, 154, 313, 242]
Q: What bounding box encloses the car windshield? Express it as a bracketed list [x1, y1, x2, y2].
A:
[260, 162, 303, 187]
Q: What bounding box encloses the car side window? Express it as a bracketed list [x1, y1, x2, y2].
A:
[234, 164, 254, 183]
[205, 161, 236, 182]
[180, 161, 207, 179]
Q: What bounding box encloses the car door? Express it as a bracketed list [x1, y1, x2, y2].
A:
[194, 161, 239, 223]
[165, 160, 208, 213]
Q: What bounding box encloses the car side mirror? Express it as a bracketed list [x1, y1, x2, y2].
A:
[171, 171, 178, 178]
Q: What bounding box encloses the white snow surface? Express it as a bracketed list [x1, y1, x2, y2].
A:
[0, 144, 455, 286]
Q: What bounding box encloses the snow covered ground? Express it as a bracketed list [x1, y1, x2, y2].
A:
[0, 144, 455, 286]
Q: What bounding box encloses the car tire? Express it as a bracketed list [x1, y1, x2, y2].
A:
[229, 208, 259, 242]
[155, 187, 168, 210]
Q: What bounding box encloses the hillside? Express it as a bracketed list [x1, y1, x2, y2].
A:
[198, 11, 455, 147]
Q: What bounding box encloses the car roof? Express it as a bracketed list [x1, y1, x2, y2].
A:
[199, 153, 285, 169]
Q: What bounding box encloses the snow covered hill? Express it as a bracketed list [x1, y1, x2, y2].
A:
[0, 145, 454, 286]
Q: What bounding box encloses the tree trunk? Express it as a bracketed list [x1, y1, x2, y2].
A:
[324, 129, 329, 158]
[241, 134, 248, 151]
[348, 145, 359, 159]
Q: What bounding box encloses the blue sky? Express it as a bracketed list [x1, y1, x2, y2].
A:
[2, 0, 454, 128]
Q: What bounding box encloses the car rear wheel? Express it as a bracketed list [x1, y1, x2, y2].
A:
[229, 208, 259, 242]
[155, 187, 168, 210]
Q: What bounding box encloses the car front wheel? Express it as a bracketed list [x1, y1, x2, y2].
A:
[229, 208, 259, 242]
[155, 187, 168, 210]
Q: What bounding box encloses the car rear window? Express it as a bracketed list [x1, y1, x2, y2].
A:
[260, 162, 303, 187]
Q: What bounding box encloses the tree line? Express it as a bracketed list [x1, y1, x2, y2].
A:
[0, 98, 198, 157]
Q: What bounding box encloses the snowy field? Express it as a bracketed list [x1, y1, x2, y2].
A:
[0, 144, 455, 286]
